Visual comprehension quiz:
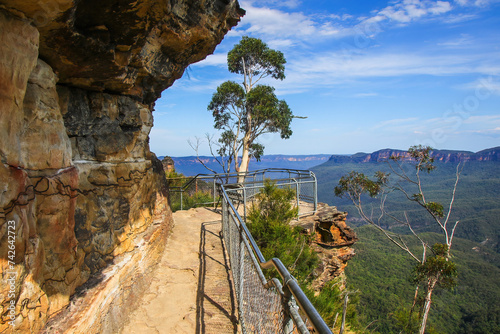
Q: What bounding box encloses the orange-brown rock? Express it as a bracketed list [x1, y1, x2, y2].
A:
[0, 0, 243, 332]
[296, 204, 358, 293]
[162, 156, 175, 173]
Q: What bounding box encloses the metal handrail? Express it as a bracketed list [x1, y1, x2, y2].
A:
[219, 184, 333, 334]
[167, 168, 318, 213]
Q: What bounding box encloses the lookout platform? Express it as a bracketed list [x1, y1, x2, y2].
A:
[121, 208, 238, 334]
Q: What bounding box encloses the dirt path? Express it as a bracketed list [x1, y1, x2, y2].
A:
[120, 208, 238, 334]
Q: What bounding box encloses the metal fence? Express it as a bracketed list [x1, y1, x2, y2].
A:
[220, 184, 332, 334]
[167, 169, 317, 218]
[167, 169, 331, 333]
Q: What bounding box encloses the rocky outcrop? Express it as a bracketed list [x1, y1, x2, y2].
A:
[0, 1, 243, 332]
[295, 204, 357, 293]
[161, 156, 175, 173]
[328, 147, 500, 164]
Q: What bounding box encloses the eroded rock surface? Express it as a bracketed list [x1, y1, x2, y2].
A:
[295, 204, 358, 292]
[0, 1, 243, 332]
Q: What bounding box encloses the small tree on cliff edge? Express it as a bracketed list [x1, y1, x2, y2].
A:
[335, 145, 461, 334]
[197, 37, 295, 178]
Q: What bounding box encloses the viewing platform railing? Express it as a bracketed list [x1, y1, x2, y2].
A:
[167, 168, 318, 218]
[167, 168, 331, 333]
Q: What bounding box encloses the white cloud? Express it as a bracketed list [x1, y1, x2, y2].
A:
[459, 76, 500, 95]
[194, 53, 227, 67]
[442, 13, 479, 23]
[236, 0, 464, 47]
[247, 0, 301, 9]
[352, 92, 380, 97]
[437, 34, 473, 47]
[373, 117, 420, 129]
[454, 0, 500, 6]
[239, 2, 317, 38]
[375, 0, 453, 24]
[290, 51, 478, 79]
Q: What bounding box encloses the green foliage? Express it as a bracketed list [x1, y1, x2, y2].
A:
[207, 81, 293, 159]
[166, 169, 215, 212]
[246, 85, 293, 139]
[424, 201, 445, 218]
[206, 36, 293, 173]
[346, 226, 500, 333]
[334, 146, 466, 333]
[247, 180, 318, 283]
[335, 170, 389, 199]
[393, 306, 420, 334]
[227, 36, 286, 81]
[208, 81, 245, 129]
[247, 181, 362, 331]
[412, 244, 458, 290]
[305, 280, 360, 330]
[313, 160, 500, 251]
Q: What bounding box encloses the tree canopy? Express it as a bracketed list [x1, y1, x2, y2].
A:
[202, 37, 294, 176]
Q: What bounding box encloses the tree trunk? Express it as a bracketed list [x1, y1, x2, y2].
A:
[237, 141, 250, 183]
[419, 279, 437, 334]
[339, 293, 349, 334]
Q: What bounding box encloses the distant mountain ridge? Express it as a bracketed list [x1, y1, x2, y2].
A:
[159, 154, 331, 175]
[327, 147, 500, 164]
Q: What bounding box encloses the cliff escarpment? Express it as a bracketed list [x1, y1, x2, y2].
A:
[328, 147, 500, 164]
[0, 1, 243, 332]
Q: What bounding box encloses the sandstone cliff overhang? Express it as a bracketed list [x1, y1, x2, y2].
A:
[0, 1, 243, 332]
[1, 0, 245, 104]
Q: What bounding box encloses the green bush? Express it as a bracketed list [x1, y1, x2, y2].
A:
[247, 180, 362, 331]
[247, 180, 318, 283]
[166, 170, 215, 211]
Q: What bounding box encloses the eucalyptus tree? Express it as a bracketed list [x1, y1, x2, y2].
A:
[335, 145, 461, 334]
[206, 36, 295, 178]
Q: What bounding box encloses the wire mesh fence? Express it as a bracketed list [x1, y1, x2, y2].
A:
[167, 168, 331, 333]
[221, 193, 304, 334]
[167, 169, 317, 217]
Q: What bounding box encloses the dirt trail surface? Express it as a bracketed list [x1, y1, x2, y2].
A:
[120, 208, 238, 334]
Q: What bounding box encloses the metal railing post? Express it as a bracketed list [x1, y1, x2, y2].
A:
[243, 187, 247, 222]
[180, 189, 183, 211]
[213, 177, 216, 209]
[294, 178, 299, 217]
[313, 175, 318, 212]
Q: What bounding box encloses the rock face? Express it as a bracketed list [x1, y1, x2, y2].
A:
[0, 1, 243, 332]
[295, 204, 358, 292]
[328, 147, 500, 164]
[161, 156, 176, 173]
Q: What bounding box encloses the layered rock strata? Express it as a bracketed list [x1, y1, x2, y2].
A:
[0, 1, 243, 332]
[295, 204, 358, 292]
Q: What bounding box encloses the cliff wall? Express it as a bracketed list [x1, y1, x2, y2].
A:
[295, 204, 358, 292]
[0, 1, 243, 332]
[328, 147, 500, 164]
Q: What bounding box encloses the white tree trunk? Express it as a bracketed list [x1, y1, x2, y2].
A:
[419, 279, 437, 334]
[237, 141, 250, 183]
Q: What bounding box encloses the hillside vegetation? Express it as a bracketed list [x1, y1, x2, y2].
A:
[347, 226, 500, 333]
[311, 147, 500, 333]
[312, 159, 500, 252]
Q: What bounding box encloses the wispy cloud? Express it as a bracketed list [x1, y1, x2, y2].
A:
[437, 33, 473, 47]
[373, 117, 420, 129]
[237, 0, 469, 45]
[193, 53, 227, 67]
[454, 0, 500, 6]
[441, 13, 479, 23]
[238, 1, 341, 41]
[352, 92, 380, 98]
[458, 77, 500, 95]
[375, 1, 453, 24]
[271, 50, 495, 94]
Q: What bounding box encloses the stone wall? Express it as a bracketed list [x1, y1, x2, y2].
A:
[0, 1, 243, 332]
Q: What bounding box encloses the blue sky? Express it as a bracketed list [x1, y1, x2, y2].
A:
[150, 0, 500, 156]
